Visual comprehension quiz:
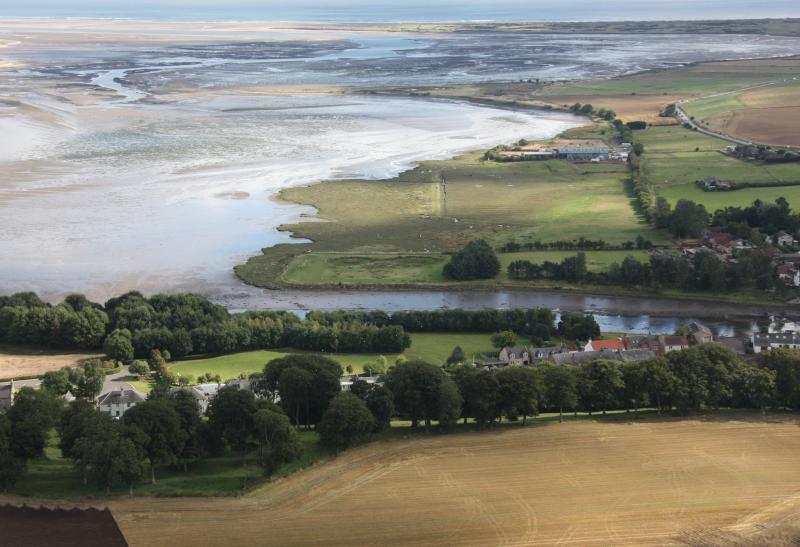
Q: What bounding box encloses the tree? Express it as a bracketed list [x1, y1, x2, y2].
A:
[621, 361, 648, 414]
[124, 400, 185, 483]
[0, 414, 25, 492]
[278, 367, 313, 428]
[642, 358, 676, 414]
[253, 408, 302, 476]
[542, 364, 578, 423]
[7, 387, 62, 459]
[318, 392, 375, 451]
[386, 360, 446, 432]
[582, 360, 624, 415]
[75, 359, 105, 400]
[736, 366, 776, 413]
[759, 348, 800, 409]
[495, 366, 542, 424]
[73, 414, 146, 495]
[207, 387, 257, 464]
[103, 329, 134, 363]
[41, 367, 72, 395]
[443, 240, 501, 281]
[262, 355, 342, 426]
[363, 355, 388, 376]
[128, 360, 150, 378]
[669, 199, 709, 239]
[438, 376, 463, 428]
[169, 389, 206, 471]
[446, 346, 466, 367]
[364, 386, 395, 432]
[491, 330, 518, 349]
[557, 313, 600, 341]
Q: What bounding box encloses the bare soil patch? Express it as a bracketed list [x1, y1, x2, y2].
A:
[111, 417, 800, 546]
[0, 346, 101, 379]
[724, 107, 800, 147]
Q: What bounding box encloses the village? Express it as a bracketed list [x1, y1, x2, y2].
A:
[7, 317, 795, 420]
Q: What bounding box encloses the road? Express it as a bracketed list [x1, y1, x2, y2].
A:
[100, 365, 136, 396]
[675, 77, 799, 146]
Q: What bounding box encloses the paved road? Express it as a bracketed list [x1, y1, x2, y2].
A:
[101, 364, 135, 396]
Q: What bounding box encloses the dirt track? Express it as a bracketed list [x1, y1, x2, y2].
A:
[111, 417, 800, 546]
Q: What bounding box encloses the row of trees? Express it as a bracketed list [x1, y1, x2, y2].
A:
[0, 291, 412, 359]
[508, 249, 777, 293]
[500, 236, 653, 253]
[5, 344, 799, 495]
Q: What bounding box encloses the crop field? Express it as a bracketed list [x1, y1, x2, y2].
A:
[169, 333, 496, 379]
[682, 80, 800, 147]
[0, 345, 101, 380]
[110, 416, 800, 546]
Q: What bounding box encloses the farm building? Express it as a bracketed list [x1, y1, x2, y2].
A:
[553, 140, 610, 160]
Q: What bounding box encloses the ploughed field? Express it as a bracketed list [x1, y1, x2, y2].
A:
[112, 417, 800, 546]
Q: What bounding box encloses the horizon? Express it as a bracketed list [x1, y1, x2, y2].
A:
[0, 0, 798, 23]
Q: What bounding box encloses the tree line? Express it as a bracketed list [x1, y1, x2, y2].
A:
[4, 343, 797, 495]
[0, 291, 411, 360]
[508, 249, 777, 293]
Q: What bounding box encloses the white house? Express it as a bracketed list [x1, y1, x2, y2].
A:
[751, 332, 800, 354]
[97, 388, 146, 418]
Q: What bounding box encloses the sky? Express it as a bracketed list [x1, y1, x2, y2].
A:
[0, 0, 797, 21]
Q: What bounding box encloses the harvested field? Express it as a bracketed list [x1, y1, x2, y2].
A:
[111, 416, 800, 546]
[541, 94, 681, 125]
[0, 346, 100, 379]
[724, 107, 800, 148]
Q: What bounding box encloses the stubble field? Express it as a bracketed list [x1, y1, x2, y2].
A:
[111, 416, 800, 546]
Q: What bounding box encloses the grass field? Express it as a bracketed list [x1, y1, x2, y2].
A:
[238, 147, 664, 288]
[170, 333, 497, 380]
[106, 414, 800, 546]
[633, 124, 800, 211]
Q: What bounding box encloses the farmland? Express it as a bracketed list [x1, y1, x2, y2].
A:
[682, 79, 800, 147]
[109, 415, 800, 546]
[633, 124, 800, 211]
[0, 345, 102, 380]
[238, 148, 664, 288]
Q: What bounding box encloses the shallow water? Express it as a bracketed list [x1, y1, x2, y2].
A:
[1, 26, 800, 304]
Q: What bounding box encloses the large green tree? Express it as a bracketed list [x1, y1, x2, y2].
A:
[124, 399, 185, 483]
[318, 392, 375, 451]
[253, 408, 303, 476]
[542, 364, 578, 422]
[443, 240, 501, 281]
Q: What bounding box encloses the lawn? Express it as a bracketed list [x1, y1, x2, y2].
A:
[169, 332, 497, 381]
[659, 183, 800, 211]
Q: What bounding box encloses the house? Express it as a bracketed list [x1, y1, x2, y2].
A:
[687, 322, 713, 344]
[529, 346, 566, 363]
[583, 339, 625, 352]
[97, 388, 146, 418]
[170, 385, 213, 415]
[774, 231, 794, 247]
[717, 337, 747, 356]
[340, 375, 384, 391]
[777, 263, 800, 287]
[551, 349, 655, 366]
[499, 346, 530, 365]
[0, 380, 15, 411]
[661, 335, 690, 353]
[752, 332, 800, 353]
[478, 345, 533, 367]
